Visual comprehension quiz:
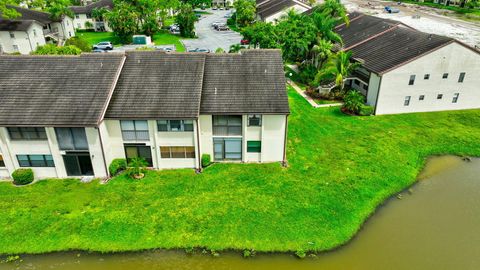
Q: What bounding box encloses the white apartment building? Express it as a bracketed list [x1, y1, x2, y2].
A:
[70, 0, 114, 32]
[256, 0, 311, 23]
[0, 50, 289, 179]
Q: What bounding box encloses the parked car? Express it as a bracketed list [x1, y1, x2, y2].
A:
[240, 39, 249, 45]
[92, 41, 113, 50]
[195, 14, 202, 18]
[155, 45, 176, 52]
[385, 6, 400, 13]
[211, 21, 222, 28]
[188, 48, 210, 53]
[219, 7, 224, 10]
[212, 6, 217, 10]
[217, 25, 229, 31]
[214, 23, 226, 30]
[225, 6, 230, 10]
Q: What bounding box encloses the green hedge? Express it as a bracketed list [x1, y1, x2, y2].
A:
[359, 105, 375, 116]
[12, 169, 34, 185]
[201, 154, 211, 168]
[109, 158, 127, 176]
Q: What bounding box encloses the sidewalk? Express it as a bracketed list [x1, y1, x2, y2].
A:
[287, 80, 342, 108]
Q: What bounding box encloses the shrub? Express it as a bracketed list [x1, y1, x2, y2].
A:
[109, 158, 127, 176]
[127, 157, 148, 179]
[31, 44, 82, 55]
[12, 168, 34, 185]
[359, 105, 375, 116]
[342, 90, 365, 114]
[295, 249, 306, 259]
[85, 21, 94, 29]
[65, 37, 92, 52]
[201, 154, 211, 168]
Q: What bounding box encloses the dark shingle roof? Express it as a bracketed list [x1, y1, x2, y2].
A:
[0, 54, 125, 127]
[105, 52, 206, 119]
[1, 5, 58, 24]
[0, 19, 37, 31]
[335, 14, 400, 49]
[200, 50, 289, 114]
[257, 0, 310, 20]
[70, 0, 114, 15]
[349, 26, 453, 74]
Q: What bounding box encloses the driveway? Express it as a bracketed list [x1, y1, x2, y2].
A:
[182, 9, 243, 52]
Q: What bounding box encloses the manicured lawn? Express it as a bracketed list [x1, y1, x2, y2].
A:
[76, 31, 121, 46]
[1, 88, 480, 254]
[152, 31, 186, 52]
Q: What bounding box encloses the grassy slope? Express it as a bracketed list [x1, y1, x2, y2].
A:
[76, 31, 186, 52]
[1, 88, 480, 254]
[394, 0, 480, 16]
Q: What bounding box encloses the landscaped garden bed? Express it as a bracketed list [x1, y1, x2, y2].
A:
[0, 87, 479, 255]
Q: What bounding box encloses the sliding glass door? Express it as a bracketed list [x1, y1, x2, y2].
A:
[124, 144, 153, 167]
[213, 138, 242, 161]
[63, 153, 94, 176]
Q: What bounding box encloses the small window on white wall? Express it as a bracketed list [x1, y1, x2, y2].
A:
[33, 29, 37, 37]
[458, 72, 466, 83]
[452, 93, 459, 103]
[404, 96, 411, 106]
[424, 74, 430, 80]
[408, 75, 415, 85]
[12, 45, 19, 52]
[9, 32, 15, 38]
[442, 73, 448, 79]
[437, 94, 443, 100]
[419, 95, 425, 101]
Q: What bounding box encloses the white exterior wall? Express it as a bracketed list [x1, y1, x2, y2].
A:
[156, 125, 196, 169]
[244, 116, 262, 162]
[85, 127, 108, 177]
[366, 73, 381, 107]
[264, 5, 310, 23]
[199, 115, 214, 158]
[73, 13, 94, 30]
[100, 120, 127, 168]
[0, 23, 45, 54]
[260, 115, 287, 162]
[375, 42, 480, 115]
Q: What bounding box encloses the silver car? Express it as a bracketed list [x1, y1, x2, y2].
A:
[93, 41, 113, 50]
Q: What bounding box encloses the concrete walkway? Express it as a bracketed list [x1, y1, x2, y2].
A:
[287, 80, 342, 108]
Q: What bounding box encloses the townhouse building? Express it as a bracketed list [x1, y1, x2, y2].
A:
[0, 50, 289, 179]
[69, 0, 114, 32]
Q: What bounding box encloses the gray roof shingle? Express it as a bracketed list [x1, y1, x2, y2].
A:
[0, 54, 125, 127]
[200, 49, 289, 114]
[349, 26, 453, 74]
[257, 0, 310, 20]
[105, 51, 206, 119]
[0, 19, 37, 31]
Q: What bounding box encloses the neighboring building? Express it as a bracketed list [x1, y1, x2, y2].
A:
[0, 5, 75, 54]
[333, 13, 480, 115]
[0, 50, 289, 179]
[70, 0, 114, 32]
[256, 0, 311, 23]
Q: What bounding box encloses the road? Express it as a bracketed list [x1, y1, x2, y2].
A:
[181, 9, 243, 52]
[343, 0, 480, 47]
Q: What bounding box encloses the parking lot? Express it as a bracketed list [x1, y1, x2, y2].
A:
[182, 9, 243, 52]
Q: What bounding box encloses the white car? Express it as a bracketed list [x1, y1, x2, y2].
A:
[92, 42, 113, 50]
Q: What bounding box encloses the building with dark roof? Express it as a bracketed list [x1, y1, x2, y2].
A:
[0, 5, 75, 54]
[0, 50, 289, 180]
[256, 0, 311, 23]
[327, 12, 480, 115]
[69, 0, 113, 31]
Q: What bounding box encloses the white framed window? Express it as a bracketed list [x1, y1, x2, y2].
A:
[157, 120, 194, 132]
[424, 74, 430, 80]
[9, 32, 15, 38]
[452, 93, 459, 103]
[404, 96, 411, 106]
[120, 120, 149, 141]
[33, 29, 37, 37]
[442, 73, 448, 79]
[248, 115, 262, 126]
[75, 15, 80, 19]
[437, 94, 443, 100]
[458, 72, 466, 83]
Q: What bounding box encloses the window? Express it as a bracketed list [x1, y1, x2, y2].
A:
[213, 138, 242, 160]
[17, 155, 54, 167]
[0, 155, 5, 167]
[12, 45, 19, 52]
[458, 72, 466, 83]
[120, 120, 149, 141]
[248, 115, 262, 126]
[8, 127, 47, 140]
[424, 74, 430, 80]
[404, 96, 411, 106]
[55, 128, 88, 150]
[212, 115, 242, 136]
[75, 15, 79, 19]
[86, 14, 92, 19]
[160, 146, 195, 158]
[437, 94, 443, 100]
[419, 95, 425, 101]
[247, 141, 261, 153]
[442, 73, 448, 79]
[124, 144, 153, 166]
[157, 120, 194, 132]
[33, 29, 37, 37]
[9, 32, 14, 38]
[408, 75, 415, 85]
[69, 32, 72, 37]
[452, 93, 460, 103]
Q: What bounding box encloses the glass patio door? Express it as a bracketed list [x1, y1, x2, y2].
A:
[63, 153, 94, 176]
[213, 138, 242, 161]
[124, 144, 153, 167]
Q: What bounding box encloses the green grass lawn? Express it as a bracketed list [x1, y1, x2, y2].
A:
[1, 88, 480, 255]
[76, 31, 186, 52]
[393, 0, 480, 20]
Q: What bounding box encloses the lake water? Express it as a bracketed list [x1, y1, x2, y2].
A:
[2, 156, 480, 270]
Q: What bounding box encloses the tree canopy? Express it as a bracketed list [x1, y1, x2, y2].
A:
[233, 0, 256, 27]
[175, 3, 197, 38]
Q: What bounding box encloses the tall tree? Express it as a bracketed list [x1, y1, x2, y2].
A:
[0, 0, 21, 19]
[315, 51, 360, 90]
[311, 13, 342, 44]
[316, 0, 349, 26]
[233, 0, 256, 27]
[241, 21, 278, 48]
[309, 38, 332, 69]
[175, 3, 197, 38]
[106, 1, 140, 42]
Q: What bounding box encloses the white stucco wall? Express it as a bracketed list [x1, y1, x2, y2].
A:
[100, 120, 127, 168]
[366, 73, 381, 107]
[244, 116, 262, 162]
[73, 13, 94, 30]
[0, 23, 45, 54]
[199, 115, 214, 158]
[85, 127, 108, 177]
[375, 42, 480, 115]
[261, 115, 287, 162]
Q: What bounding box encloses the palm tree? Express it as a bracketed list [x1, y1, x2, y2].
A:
[229, 44, 243, 53]
[316, 0, 349, 26]
[309, 38, 332, 69]
[315, 51, 360, 91]
[312, 14, 343, 44]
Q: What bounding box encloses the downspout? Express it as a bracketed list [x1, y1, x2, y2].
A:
[25, 31, 33, 52]
[97, 126, 109, 177]
[195, 119, 202, 171]
[282, 114, 289, 166]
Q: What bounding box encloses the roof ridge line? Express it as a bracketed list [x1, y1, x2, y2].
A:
[97, 55, 127, 125]
[343, 23, 400, 51]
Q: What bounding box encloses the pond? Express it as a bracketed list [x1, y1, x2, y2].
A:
[2, 156, 480, 269]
